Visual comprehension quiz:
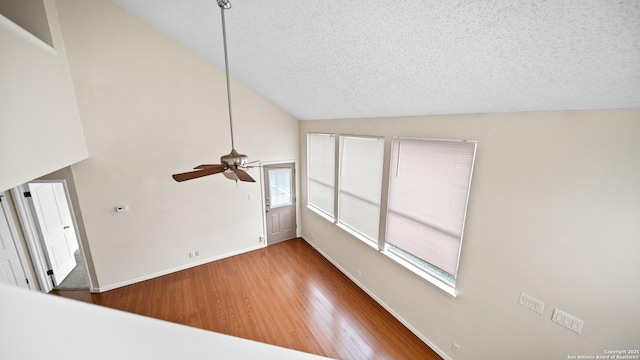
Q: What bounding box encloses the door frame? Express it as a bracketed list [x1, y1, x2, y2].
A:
[0, 193, 35, 289]
[10, 180, 93, 292]
[259, 160, 300, 244]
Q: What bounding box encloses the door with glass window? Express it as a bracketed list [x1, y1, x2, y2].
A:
[263, 163, 296, 244]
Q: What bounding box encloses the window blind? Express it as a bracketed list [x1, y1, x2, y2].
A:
[338, 136, 385, 242]
[386, 138, 476, 281]
[307, 133, 335, 217]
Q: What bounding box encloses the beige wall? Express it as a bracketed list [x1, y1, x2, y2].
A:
[55, 0, 298, 290]
[7, 0, 637, 357]
[299, 109, 640, 360]
[0, 0, 88, 192]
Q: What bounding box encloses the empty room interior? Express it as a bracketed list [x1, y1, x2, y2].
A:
[1, 0, 639, 359]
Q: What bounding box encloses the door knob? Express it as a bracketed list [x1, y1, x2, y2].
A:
[63, 225, 70, 229]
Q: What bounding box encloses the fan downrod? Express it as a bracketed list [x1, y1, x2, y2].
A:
[171, 0, 259, 184]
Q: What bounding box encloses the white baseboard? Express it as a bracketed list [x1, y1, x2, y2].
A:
[300, 235, 453, 360]
[97, 243, 266, 292]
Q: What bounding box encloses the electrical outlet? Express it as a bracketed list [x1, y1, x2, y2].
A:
[452, 342, 460, 354]
[357, 269, 362, 277]
[518, 292, 545, 315]
[552, 308, 584, 334]
[189, 252, 195, 258]
[194, 250, 200, 257]
[259, 235, 264, 243]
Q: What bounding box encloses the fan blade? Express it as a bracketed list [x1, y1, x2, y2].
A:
[194, 164, 224, 170]
[245, 164, 290, 169]
[231, 168, 256, 182]
[242, 159, 261, 168]
[172, 165, 225, 182]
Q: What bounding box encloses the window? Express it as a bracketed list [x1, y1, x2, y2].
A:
[338, 136, 385, 242]
[385, 138, 476, 287]
[306, 132, 476, 293]
[307, 133, 335, 217]
[268, 168, 292, 208]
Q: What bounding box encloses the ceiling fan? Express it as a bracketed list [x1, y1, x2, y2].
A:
[172, 0, 256, 183]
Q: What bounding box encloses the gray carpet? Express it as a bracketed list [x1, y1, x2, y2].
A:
[57, 250, 89, 289]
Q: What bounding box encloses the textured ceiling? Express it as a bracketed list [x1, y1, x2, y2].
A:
[111, 0, 640, 120]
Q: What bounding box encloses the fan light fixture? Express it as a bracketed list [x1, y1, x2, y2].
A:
[171, 0, 257, 184]
[223, 169, 239, 181]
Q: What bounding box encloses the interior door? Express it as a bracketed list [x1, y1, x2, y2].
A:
[27, 182, 76, 286]
[264, 163, 296, 244]
[0, 196, 29, 288]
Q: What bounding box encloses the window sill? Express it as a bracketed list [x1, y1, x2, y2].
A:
[335, 223, 379, 250]
[336, 222, 457, 298]
[307, 204, 457, 298]
[306, 205, 335, 223]
[381, 249, 458, 298]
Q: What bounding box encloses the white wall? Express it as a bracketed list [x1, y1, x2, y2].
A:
[0, 0, 88, 192]
[9, 0, 636, 356]
[299, 109, 640, 360]
[55, 0, 298, 290]
[0, 284, 329, 360]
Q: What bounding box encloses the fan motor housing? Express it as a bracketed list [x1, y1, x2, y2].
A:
[220, 148, 248, 168]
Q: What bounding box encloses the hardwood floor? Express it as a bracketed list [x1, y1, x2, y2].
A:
[52, 238, 441, 360]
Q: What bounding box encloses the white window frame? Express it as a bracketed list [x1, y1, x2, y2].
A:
[306, 133, 336, 220]
[305, 133, 476, 297]
[382, 137, 476, 295]
[337, 135, 385, 244]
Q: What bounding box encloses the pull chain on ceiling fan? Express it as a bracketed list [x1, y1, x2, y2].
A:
[172, 0, 256, 183]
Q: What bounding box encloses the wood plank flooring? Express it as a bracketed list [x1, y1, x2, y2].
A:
[52, 238, 441, 360]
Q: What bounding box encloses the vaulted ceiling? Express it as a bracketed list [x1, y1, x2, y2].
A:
[111, 0, 640, 120]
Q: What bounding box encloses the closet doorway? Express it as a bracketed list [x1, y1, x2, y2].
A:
[12, 180, 90, 292]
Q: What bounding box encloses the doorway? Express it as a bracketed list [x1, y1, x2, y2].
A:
[11, 180, 90, 292]
[263, 163, 297, 244]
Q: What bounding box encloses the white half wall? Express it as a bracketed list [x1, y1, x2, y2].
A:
[0, 284, 329, 360]
[55, 0, 298, 289]
[0, 0, 88, 192]
[299, 109, 640, 359]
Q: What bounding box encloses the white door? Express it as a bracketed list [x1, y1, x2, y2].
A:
[0, 196, 29, 288]
[28, 183, 76, 286]
[264, 163, 296, 244]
